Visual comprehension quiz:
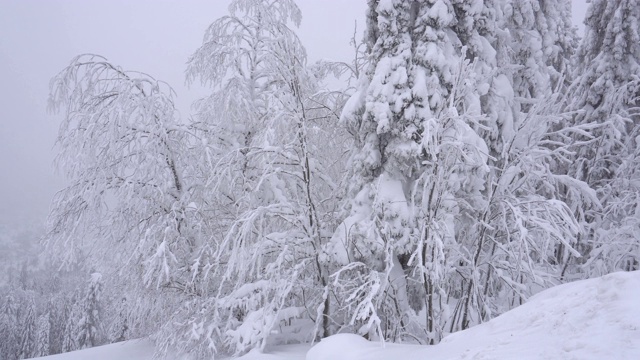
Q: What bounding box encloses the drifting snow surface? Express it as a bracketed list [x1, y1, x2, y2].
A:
[37, 271, 640, 360]
[35, 339, 155, 360]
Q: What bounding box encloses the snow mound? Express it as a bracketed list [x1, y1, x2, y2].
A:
[308, 270, 640, 360]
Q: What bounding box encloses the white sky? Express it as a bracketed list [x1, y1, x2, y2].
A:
[0, 0, 588, 227]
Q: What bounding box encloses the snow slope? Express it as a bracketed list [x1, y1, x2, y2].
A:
[309, 270, 640, 360]
[36, 271, 640, 360]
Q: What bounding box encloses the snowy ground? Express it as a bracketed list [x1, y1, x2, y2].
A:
[36, 270, 640, 360]
[35, 339, 156, 360]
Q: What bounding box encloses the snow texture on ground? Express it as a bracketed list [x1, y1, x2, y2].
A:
[35, 271, 640, 360]
[35, 339, 155, 360]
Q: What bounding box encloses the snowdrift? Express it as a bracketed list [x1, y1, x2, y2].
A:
[308, 270, 640, 360]
[36, 271, 640, 360]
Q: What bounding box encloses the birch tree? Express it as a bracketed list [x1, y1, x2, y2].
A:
[153, 0, 349, 356]
[47, 54, 197, 292]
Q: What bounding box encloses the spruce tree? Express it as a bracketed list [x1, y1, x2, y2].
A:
[18, 299, 37, 359]
[109, 297, 129, 343]
[77, 273, 104, 349]
[35, 312, 51, 357]
[0, 294, 20, 359]
[61, 291, 81, 353]
[457, 0, 583, 328]
[336, 0, 585, 342]
[566, 0, 640, 275]
[336, 0, 490, 343]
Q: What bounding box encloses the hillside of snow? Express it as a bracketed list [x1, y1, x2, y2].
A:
[309, 270, 640, 360]
[36, 271, 640, 360]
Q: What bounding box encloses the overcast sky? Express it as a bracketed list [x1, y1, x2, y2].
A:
[0, 0, 587, 228]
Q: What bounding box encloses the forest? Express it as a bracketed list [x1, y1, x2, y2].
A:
[1, 0, 639, 359]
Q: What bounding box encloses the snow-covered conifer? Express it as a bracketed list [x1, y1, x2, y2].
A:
[564, 0, 640, 276]
[77, 272, 104, 349]
[48, 294, 68, 355]
[502, 0, 577, 101]
[335, 0, 588, 343]
[109, 297, 129, 343]
[35, 312, 51, 357]
[18, 298, 37, 359]
[335, 0, 491, 344]
[62, 290, 82, 353]
[0, 293, 20, 359]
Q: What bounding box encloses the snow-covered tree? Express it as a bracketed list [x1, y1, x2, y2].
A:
[0, 293, 20, 359]
[18, 298, 37, 359]
[564, 0, 640, 276]
[499, 0, 578, 102]
[62, 290, 82, 353]
[35, 311, 51, 357]
[334, 0, 491, 343]
[46, 54, 206, 355]
[0, 232, 90, 358]
[47, 54, 197, 292]
[152, 1, 349, 356]
[449, 0, 587, 330]
[48, 294, 69, 355]
[108, 297, 129, 343]
[77, 272, 104, 349]
[334, 0, 588, 344]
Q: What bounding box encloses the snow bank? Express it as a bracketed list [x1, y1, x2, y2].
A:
[309, 270, 640, 360]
